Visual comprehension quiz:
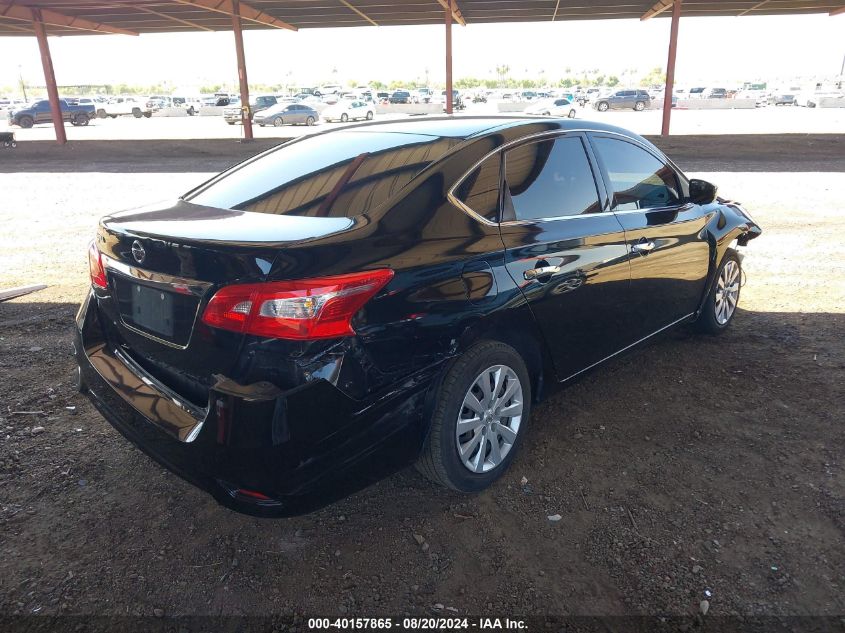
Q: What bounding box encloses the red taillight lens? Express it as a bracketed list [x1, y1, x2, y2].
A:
[201, 269, 394, 341]
[88, 241, 108, 289]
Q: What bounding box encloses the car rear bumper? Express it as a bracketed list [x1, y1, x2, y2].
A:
[74, 291, 437, 517]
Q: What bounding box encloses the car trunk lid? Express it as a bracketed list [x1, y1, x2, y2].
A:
[94, 199, 353, 405]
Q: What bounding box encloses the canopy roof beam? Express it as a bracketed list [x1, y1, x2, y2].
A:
[170, 0, 297, 31]
[641, 0, 673, 20]
[339, 0, 378, 26]
[434, 0, 465, 26]
[0, 2, 138, 35]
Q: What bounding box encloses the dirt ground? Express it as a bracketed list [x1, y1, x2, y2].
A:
[0, 134, 843, 620]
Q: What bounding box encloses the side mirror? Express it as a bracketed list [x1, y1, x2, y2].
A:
[689, 178, 718, 205]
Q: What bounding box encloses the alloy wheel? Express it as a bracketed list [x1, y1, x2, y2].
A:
[715, 260, 740, 325]
[456, 365, 523, 473]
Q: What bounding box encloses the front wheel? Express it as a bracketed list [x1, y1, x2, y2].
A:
[306, 116, 315, 126]
[273, 116, 284, 127]
[18, 116, 34, 129]
[597, 101, 609, 112]
[75, 114, 89, 126]
[693, 249, 742, 335]
[416, 341, 531, 492]
[366, 111, 374, 120]
[568, 109, 577, 118]
[340, 113, 348, 122]
[132, 108, 142, 118]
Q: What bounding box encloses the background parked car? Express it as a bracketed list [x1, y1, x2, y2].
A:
[703, 87, 727, 99]
[98, 96, 151, 119]
[254, 102, 318, 127]
[223, 94, 278, 125]
[322, 100, 374, 122]
[8, 98, 94, 128]
[593, 89, 651, 112]
[171, 95, 202, 115]
[389, 90, 412, 104]
[523, 98, 579, 118]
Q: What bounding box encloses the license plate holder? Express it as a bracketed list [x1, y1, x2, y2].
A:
[130, 284, 175, 337]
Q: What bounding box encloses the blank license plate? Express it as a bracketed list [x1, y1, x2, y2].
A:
[131, 284, 174, 337]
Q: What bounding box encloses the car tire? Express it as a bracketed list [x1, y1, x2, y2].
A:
[143, 111, 151, 118]
[416, 340, 531, 493]
[132, 108, 142, 118]
[634, 101, 646, 111]
[227, 121, 236, 125]
[97, 109, 107, 119]
[693, 249, 742, 335]
[597, 101, 609, 112]
[273, 117, 284, 127]
[76, 114, 89, 126]
[366, 111, 374, 120]
[187, 107, 195, 116]
[110, 115, 117, 119]
[568, 109, 577, 118]
[18, 116, 34, 129]
[306, 116, 315, 126]
[340, 113, 348, 122]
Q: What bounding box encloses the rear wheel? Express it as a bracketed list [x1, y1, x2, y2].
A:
[143, 111, 151, 118]
[75, 113, 89, 126]
[568, 109, 577, 118]
[417, 341, 531, 492]
[366, 111, 374, 120]
[97, 108, 107, 119]
[132, 108, 142, 118]
[693, 249, 742, 335]
[634, 101, 646, 111]
[340, 113, 348, 122]
[597, 101, 609, 112]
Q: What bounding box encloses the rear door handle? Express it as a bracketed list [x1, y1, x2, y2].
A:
[631, 240, 656, 254]
[524, 265, 561, 280]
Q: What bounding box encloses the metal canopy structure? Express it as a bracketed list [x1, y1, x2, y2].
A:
[2, 1, 845, 34]
[2, 1, 844, 143]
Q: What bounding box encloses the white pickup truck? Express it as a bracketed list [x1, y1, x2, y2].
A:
[96, 96, 152, 119]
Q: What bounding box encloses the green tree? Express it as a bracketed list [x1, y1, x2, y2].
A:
[607, 75, 620, 87]
[640, 66, 665, 87]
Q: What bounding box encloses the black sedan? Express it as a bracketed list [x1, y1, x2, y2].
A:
[75, 117, 761, 516]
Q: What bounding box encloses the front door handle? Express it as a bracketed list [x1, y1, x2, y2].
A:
[524, 265, 561, 280]
[631, 240, 656, 255]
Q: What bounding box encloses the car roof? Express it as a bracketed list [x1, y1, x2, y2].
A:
[335, 116, 644, 143]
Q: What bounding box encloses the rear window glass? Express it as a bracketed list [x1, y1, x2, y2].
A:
[186, 132, 459, 218]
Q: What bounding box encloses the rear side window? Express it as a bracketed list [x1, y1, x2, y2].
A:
[503, 136, 601, 221]
[454, 154, 502, 222]
[186, 131, 459, 218]
[592, 137, 680, 211]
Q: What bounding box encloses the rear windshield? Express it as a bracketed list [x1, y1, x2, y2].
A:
[186, 131, 459, 218]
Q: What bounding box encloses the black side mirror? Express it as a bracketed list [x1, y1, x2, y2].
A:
[689, 179, 718, 205]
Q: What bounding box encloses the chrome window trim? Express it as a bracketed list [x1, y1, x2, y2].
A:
[447, 127, 691, 228]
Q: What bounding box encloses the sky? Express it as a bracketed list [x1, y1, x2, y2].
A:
[0, 13, 842, 92]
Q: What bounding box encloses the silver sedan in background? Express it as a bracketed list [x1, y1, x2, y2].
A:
[254, 103, 319, 127]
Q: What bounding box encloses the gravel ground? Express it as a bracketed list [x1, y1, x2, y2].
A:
[0, 135, 843, 620]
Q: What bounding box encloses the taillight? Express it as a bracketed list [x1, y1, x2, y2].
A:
[88, 241, 108, 289]
[201, 269, 394, 340]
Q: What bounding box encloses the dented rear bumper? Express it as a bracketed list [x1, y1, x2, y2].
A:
[74, 291, 436, 517]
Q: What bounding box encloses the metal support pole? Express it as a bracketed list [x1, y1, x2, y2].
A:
[445, 0, 453, 114]
[231, 0, 253, 141]
[661, 0, 681, 136]
[31, 9, 66, 145]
